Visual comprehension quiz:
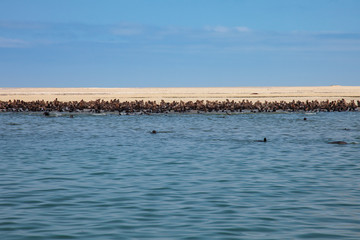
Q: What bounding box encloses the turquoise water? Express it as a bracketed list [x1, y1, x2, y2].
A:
[1, 112, 360, 239]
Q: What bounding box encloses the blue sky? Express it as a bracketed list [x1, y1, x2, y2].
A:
[0, 0, 359, 87]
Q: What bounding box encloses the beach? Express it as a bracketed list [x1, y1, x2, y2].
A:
[1, 86, 360, 103]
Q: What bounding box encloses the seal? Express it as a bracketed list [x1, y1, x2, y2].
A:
[328, 141, 347, 145]
[151, 130, 157, 134]
[255, 138, 267, 142]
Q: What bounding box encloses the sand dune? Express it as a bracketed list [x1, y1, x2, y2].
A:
[1, 86, 360, 103]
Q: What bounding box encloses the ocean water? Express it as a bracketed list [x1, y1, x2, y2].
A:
[1, 112, 360, 240]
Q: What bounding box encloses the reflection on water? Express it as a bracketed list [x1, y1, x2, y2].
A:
[1, 112, 360, 239]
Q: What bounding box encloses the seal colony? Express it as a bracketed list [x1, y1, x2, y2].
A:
[0, 99, 359, 113]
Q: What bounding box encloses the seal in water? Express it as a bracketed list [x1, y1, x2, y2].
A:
[329, 141, 347, 144]
[151, 130, 157, 134]
[255, 138, 267, 142]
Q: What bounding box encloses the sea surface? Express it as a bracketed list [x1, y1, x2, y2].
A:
[1, 112, 360, 240]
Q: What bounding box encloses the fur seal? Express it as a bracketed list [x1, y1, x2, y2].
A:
[256, 138, 267, 142]
[328, 141, 347, 145]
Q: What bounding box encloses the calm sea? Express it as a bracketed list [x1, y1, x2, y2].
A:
[1, 112, 360, 239]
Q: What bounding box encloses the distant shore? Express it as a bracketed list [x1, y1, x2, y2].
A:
[1, 86, 360, 113]
[1, 86, 360, 103]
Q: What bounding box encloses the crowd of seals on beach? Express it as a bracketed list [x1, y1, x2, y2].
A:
[1, 99, 359, 113]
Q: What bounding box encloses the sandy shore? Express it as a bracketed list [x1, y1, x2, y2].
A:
[1, 86, 360, 103]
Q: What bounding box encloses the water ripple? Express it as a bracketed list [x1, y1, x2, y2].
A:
[1, 112, 360, 239]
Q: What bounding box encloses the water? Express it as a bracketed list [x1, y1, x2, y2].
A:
[1, 112, 360, 239]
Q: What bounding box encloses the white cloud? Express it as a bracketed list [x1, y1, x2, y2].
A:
[205, 26, 230, 33]
[1, 21, 359, 52]
[111, 24, 143, 36]
[0, 37, 28, 48]
[205, 25, 251, 33]
[0, 21, 46, 30]
[213, 26, 229, 33]
[235, 26, 251, 32]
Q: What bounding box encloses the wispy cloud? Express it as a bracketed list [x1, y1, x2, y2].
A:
[0, 21, 46, 30]
[111, 23, 144, 36]
[0, 37, 28, 48]
[205, 25, 251, 33]
[207, 26, 230, 33]
[235, 26, 251, 33]
[0, 21, 359, 52]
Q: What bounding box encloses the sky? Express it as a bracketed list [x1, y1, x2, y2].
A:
[0, 0, 359, 87]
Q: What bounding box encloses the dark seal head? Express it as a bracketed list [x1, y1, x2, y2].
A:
[304, 117, 307, 121]
[43, 111, 50, 116]
[151, 130, 157, 134]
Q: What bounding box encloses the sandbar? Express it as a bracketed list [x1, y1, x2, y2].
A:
[0, 86, 360, 103]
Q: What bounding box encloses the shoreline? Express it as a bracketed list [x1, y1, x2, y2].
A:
[1, 86, 359, 113]
[1, 86, 360, 103]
